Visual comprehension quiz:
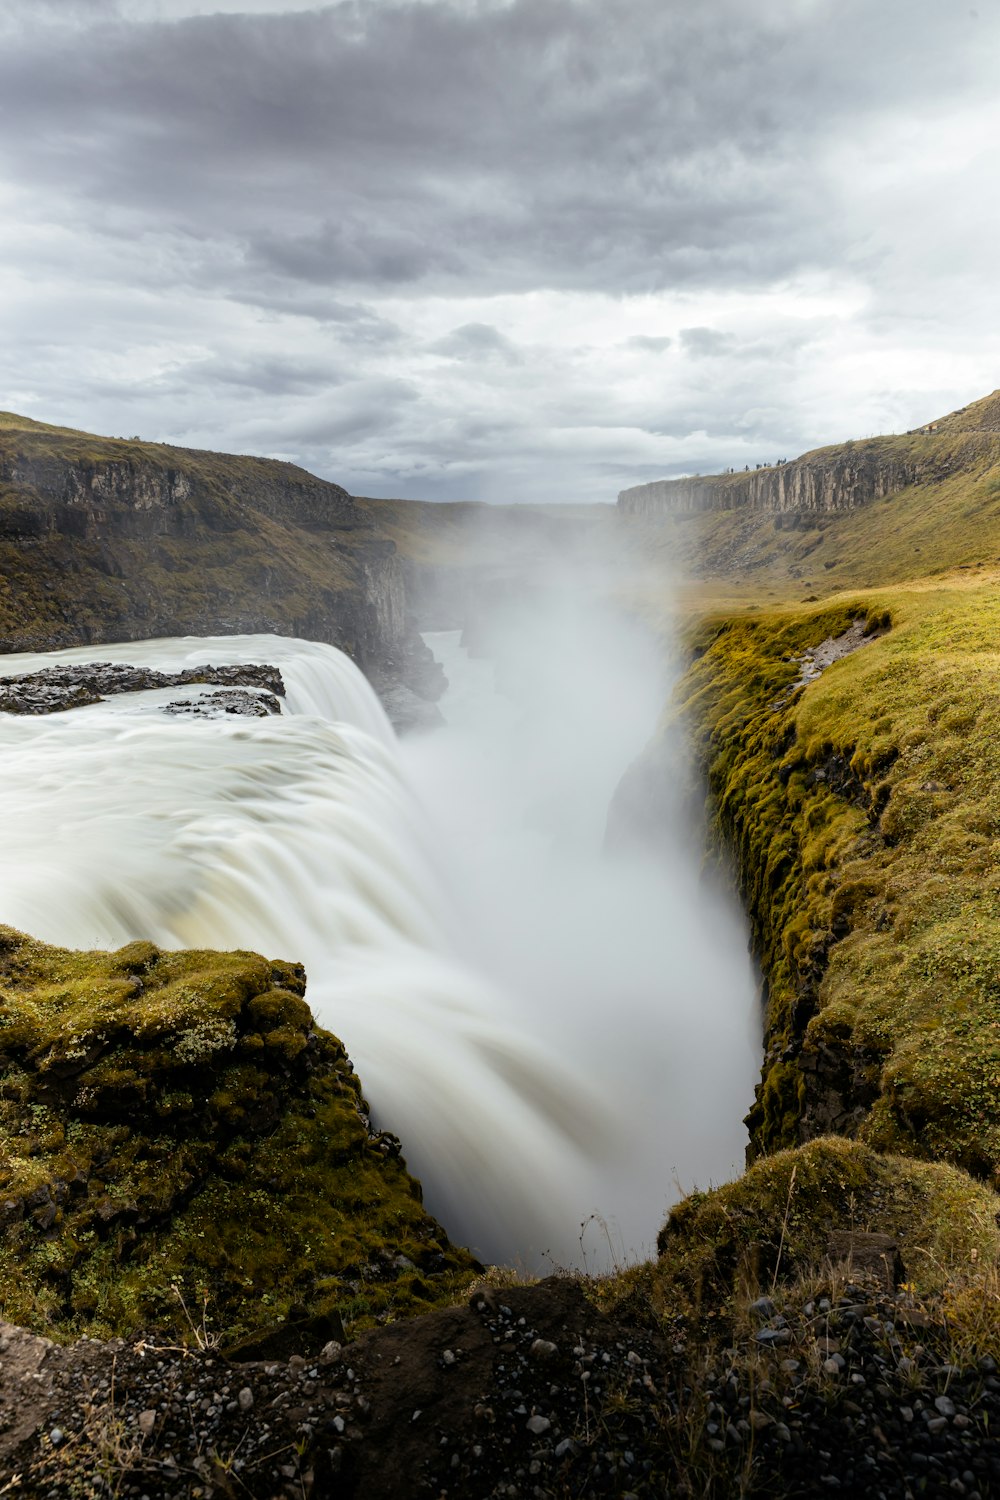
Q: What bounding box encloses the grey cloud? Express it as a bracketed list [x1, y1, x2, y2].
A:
[430, 323, 522, 363]
[4, 0, 995, 303]
[182, 355, 349, 397]
[1, 0, 998, 504]
[679, 327, 736, 358]
[225, 288, 403, 341]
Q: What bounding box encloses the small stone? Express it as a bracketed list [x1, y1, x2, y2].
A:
[935, 1395, 956, 1418]
[926, 1416, 948, 1435]
[900, 1406, 914, 1423]
[526, 1415, 551, 1435]
[238, 1387, 254, 1412]
[749, 1409, 773, 1430]
[138, 1410, 156, 1438]
[780, 1359, 801, 1373]
[823, 1359, 841, 1378]
[442, 1349, 456, 1365]
[530, 1339, 558, 1361]
[755, 1327, 791, 1346]
[749, 1297, 776, 1320]
[554, 1438, 577, 1459]
[49, 1429, 64, 1447]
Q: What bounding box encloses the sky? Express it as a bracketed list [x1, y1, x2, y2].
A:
[1, 0, 998, 504]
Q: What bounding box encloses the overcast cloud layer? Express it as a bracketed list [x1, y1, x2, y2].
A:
[1, 0, 998, 502]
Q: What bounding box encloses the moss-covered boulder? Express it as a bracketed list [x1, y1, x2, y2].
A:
[0, 927, 475, 1346]
[657, 1137, 1000, 1312]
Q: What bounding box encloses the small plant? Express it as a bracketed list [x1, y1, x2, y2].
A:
[171, 1282, 222, 1353]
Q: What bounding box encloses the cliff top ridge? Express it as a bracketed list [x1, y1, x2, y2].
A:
[925, 387, 1000, 433]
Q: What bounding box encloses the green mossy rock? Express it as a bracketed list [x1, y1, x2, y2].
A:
[0, 927, 476, 1346]
[675, 580, 1000, 1183]
[657, 1137, 1000, 1307]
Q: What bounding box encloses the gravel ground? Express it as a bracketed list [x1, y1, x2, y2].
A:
[2, 1276, 998, 1497]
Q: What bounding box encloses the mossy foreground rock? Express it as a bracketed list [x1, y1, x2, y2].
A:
[0, 927, 474, 1345]
[657, 1137, 1000, 1309]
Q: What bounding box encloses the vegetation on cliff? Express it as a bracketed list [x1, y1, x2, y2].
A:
[0, 926, 475, 1348]
[671, 569, 1000, 1186]
[622, 389, 1000, 608]
[0, 412, 413, 685]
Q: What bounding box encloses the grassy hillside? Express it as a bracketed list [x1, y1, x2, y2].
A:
[670, 566, 1000, 1186]
[625, 390, 1000, 610]
[0, 412, 406, 675]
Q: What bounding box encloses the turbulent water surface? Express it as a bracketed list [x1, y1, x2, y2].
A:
[0, 618, 758, 1267]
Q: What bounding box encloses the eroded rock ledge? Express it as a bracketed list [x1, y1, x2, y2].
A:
[0, 662, 285, 716]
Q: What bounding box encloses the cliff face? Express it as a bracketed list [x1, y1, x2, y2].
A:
[0, 414, 434, 699]
[618, 451, 922, 517]
[617, 389, 1000, 521]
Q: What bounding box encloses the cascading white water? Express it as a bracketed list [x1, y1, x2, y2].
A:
[0, 620, 759, 1268]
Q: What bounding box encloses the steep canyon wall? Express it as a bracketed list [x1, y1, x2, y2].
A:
[0, 416, 434, 696]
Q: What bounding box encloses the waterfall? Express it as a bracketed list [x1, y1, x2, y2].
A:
[0, 625, 758, 1267]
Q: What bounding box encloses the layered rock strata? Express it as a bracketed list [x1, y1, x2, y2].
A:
[0, 414, 439, 707]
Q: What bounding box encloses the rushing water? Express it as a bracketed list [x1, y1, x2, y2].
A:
[0, 622, 758, 1267]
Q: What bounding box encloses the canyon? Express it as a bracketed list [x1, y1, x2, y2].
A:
[3, 395, 1000, 1494]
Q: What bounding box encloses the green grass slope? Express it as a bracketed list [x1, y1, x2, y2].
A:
[624, 390, 1000, 609]
[673, 569, 1000, 1185]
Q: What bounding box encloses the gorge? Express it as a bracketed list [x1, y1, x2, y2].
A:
[0, 608, 759, 1272]
[4, 398, 1000, 1493]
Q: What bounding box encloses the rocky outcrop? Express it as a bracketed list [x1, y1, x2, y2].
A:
[0, 661, 284, 715]
[618, 391, 1000, 521]
[618, 449, 924, 518]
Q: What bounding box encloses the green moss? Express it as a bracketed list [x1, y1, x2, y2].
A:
[656, 1137, 1000, 1309]
[0, 927, 476, 1346]
[674, 576, 1000, 1182]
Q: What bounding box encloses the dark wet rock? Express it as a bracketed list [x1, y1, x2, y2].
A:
[378, 682, 446, 735]
[163, 687, 282, 717]
[0, 661, 285, 715]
